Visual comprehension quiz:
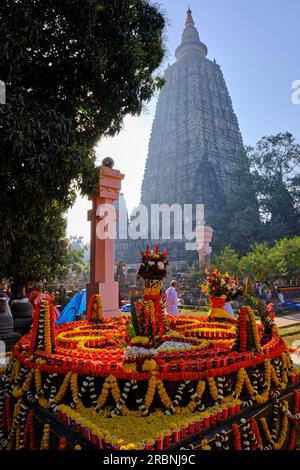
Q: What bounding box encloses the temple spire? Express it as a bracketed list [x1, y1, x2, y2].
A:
[185, 7, 195, 26]
[175, 9, 208, 60]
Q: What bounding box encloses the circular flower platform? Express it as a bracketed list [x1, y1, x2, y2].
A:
[1, 297, 300, 450]
[1, 255, 300, 450]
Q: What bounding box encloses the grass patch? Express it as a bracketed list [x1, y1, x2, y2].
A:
[279, 322, 300, 330]
[179, 308, 208, 316]
[280, 329, 300, 338]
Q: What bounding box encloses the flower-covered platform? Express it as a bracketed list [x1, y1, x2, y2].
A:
[1, 301, 300, 450]
[1, 253, 300, 451]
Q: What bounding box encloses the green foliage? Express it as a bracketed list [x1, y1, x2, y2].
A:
[130, 296, 140, 337]
[271, 237, 300, 280]
[224, 148, 261, 254]
[239, 242, 274, 281]
[0, 1, 165, 287]
[211, 246, 241, 275]
[57, 236, 89, 280]
[215, 236, 300, 283]
[1, 204, 69, 288]
[244, 294, 260, 311]
[248, 132, 300, 241]
[239, 238, 300, 282]
[214, 133, 300, 255]
[126, 321, 136, 342]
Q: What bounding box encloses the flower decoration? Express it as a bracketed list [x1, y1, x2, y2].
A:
[29, 295, 56, 355]
[137, 246, 169, 281]
[87, 294, 103, 324]
[1, 268, 300, 452]
[201, 268, 237, 298]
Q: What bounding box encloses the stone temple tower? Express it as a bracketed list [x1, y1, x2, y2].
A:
[116, 9, 244, 263]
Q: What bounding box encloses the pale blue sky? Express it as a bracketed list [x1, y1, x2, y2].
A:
[67, 0, 300, 240]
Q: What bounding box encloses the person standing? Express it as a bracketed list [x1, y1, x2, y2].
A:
[166, 280, 179, 315]
[278, 291, 285, 304]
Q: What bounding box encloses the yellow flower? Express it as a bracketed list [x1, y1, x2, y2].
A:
[142, 359, 157, 372]
[131, 336, 149, 345]
[123, 362, 136, 372]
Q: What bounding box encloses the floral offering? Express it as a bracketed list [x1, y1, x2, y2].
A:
[201, 268, 238, 299]
[137, 246, 169, 281]
[1, 267, 300, 451]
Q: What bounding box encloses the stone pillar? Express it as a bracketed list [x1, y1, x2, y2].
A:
[87, 158, 124, 316]
[196, 225, 213, 271]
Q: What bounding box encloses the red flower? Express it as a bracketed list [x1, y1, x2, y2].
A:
[145, 246, 151, 256]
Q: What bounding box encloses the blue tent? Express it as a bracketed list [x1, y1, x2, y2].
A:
[280, 301, 300, 311]
[56, 289, 86, 324]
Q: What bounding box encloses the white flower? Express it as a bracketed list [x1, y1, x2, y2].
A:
[148, 261, 155, 266]
[124, 346, 158, 357]
[157, 261, 165, 270]
[157, 341, 192, 351]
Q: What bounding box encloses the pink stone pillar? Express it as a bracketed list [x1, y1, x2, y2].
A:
[87, 159, 124, 316]
[196, 225, 213, 271]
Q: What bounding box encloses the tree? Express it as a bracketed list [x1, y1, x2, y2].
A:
[248, 132, 300, 241]
[288, 174, 300, 213]
[7, 206, 70, 297]
[211, 237, 300, 284]
[211, 246, 241, 276]
[270, 237, 300, 282]
[204, 147, 261, 255]
[0, 0, 165, 291]
[58, 236, 89, 279]
[225, 148, 261, 254]
[239, 242, 274, 281]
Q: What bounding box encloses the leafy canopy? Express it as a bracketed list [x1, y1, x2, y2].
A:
[0, 0, 165, 287]
[213, 236, 300, 283]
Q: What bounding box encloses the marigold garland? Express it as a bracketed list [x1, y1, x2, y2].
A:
[87, 294, 103, 323]
[29, 297, 56, 354]
[1, 285, 300, 451]
[232, 423, 242, 450]
[287, 390, 300, 450]
[200, 439, 211, 450]
[40, 423, 50, 450]
[208, 377, 219, 402]
[273, 405, 289, 450]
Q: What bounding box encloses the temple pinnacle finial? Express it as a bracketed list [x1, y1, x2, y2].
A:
[176, 7, 208, 60]
[185, 7, 195, 26]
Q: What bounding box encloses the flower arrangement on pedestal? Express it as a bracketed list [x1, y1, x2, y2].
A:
[129, 246, 169, 349]
[201, 268, 237, 322]
[137, 245, 168, 281]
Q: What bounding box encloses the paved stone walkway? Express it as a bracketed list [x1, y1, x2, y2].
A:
[276, 313, 300, 328]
